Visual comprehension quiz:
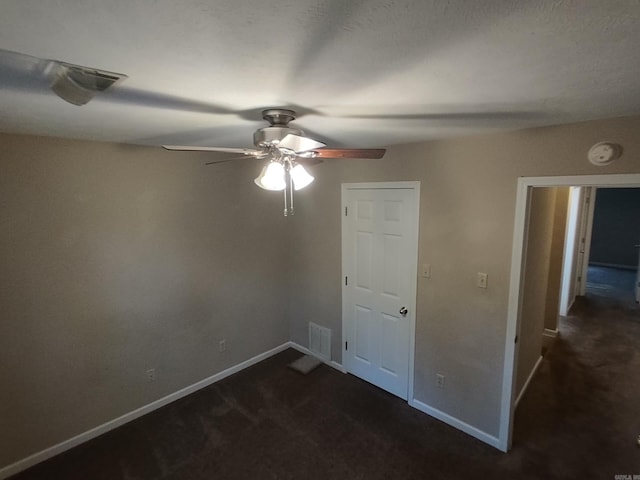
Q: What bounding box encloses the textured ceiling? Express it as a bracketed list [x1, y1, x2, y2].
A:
[0, 0, 639, 149]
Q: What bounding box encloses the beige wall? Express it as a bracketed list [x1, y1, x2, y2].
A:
[544, 187, 570, 331]
[516, 187, 556, 396]
[289, 115, 640, 437]
[516, 186, 569, 398]
[3, 115, 640, 468]
[0, 134, 290, 468]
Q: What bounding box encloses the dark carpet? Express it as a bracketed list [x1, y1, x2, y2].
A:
[586, 265, 637, 304]
[514, 294, 640, 479]
[10, 296, 640, 479]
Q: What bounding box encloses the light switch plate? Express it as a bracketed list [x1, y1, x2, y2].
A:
[477, 272, 488, 288]
[421, 264, 431, 278]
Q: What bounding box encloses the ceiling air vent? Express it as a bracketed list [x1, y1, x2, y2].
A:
[49, 61, 127, 106]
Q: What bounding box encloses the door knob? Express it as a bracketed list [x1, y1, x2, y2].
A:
[399, 307, 408, 316]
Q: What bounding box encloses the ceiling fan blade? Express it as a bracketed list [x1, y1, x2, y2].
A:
[312, 148, 386, 159]
[163, 145, 264, 155]
[278, 134, 326, 153]
[205, 154, 261, 165]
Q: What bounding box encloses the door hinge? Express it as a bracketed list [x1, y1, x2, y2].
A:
[345, 341, 348, 351]
[345, 276, 348, 286]
[345, 206, 348, 216]
[514, 335, 518, 344]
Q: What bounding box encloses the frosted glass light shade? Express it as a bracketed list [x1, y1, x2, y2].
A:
[254, 162, 286, 190]
[291, 164, 314, 190]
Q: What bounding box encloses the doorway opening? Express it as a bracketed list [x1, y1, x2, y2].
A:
[499, 173, 640, 452]
[584, 187, 640, 305]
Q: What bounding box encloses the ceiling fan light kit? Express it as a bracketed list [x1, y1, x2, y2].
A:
[254, 161, 287, 191]
[253, 159, 315, 192]
[163, 108, 386, 216]
[290, 163, 314, 190]
[254, 158, 315, 216]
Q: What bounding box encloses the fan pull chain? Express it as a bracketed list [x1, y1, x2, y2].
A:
[283, 162, 295, 216]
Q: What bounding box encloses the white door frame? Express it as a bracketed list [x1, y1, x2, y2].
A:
[499, 173, 640, 452]
[578, 187, 597, 296]
[341, 181, 420, 403]
[558, 187, 583, 316]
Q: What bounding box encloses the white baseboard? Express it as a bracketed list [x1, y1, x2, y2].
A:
[0, 342, 292, 480]
[515, 355, 543, 408]
[288, 341, 346, 373]
[543, 328, 558, 338]
[409, 398, 501, 450]
[292, 342, 500, 452]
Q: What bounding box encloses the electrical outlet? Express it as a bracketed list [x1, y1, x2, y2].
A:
[146, 368, 156, 382]
[219, 339, 227, 353]
[477, 272, 488, 289]
[436, 373, 445, 388]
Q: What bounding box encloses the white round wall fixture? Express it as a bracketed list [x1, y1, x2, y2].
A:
[587, 141, 623, 166]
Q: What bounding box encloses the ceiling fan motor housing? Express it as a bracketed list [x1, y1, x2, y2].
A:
[253, 126, 304, 147]
[253, 108, 304, 147]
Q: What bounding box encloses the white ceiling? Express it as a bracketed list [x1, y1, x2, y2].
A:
[1, 0, 639, 149]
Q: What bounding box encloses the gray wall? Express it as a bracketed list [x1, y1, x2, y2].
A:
[289, 115, 640, 438]
[589, 188, 640, 268]
[0, 134, 290, 468]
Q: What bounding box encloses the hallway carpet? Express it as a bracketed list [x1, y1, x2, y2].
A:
[10, 297, 640, 479]
[586, 264, 637, 303]
[513, 294, 640, 478]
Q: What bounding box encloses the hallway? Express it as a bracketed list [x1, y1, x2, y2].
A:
[513, 294, 640, 476]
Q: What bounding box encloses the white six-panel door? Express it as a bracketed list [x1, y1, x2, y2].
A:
[342, 183, 419, 400]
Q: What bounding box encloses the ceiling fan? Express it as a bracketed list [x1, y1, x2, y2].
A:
[0, 49, 385, 217]
[163, 108, 386, 216]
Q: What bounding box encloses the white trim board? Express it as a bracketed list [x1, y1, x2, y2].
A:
[499, 173, 640, 453]
[340, 181, 421, 190]
[515, 355, 543, 408]
[297, 331, 502, 451]
[0, 342, 292, 480]
[3, 337, 504, 477]
[409, 399, 501, 450]
[295, 339, 502, 451]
